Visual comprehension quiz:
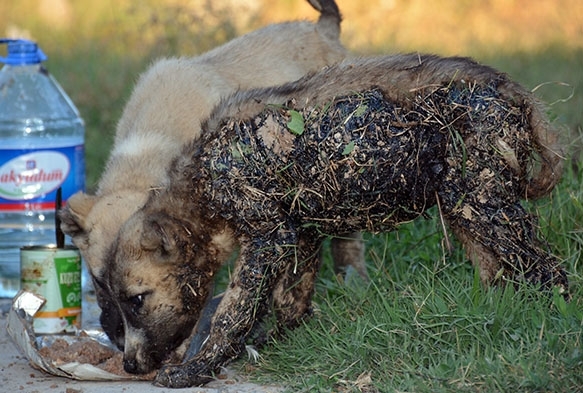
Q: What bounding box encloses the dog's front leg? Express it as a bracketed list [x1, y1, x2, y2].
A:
[272, 233, 323, 329]
[250, 232, 324, 348]
[181, 293, 223, 360]
[154, 225, 298, 388]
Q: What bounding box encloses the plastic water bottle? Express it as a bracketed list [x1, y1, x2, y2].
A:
[0, 39, 85, 298]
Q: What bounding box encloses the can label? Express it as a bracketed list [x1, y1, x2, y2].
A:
[20, 245, 82, 334]
[0, 144, 85, 212]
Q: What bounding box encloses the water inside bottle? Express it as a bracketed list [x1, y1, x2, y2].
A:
[0, 39, 86, 299]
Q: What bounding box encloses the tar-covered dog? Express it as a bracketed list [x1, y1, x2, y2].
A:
[106, 53, 567, 388]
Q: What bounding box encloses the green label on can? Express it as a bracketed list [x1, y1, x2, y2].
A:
[54, 254, 82, 326]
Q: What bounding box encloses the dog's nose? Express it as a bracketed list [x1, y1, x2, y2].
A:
[123, 357, 139, 374]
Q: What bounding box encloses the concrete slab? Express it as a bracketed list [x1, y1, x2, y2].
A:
[0, 299, 283, 393]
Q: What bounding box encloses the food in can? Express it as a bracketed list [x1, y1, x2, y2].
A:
[20, 245, 82, 334]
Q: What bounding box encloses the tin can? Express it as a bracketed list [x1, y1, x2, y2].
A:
[20, 245, 82, 334]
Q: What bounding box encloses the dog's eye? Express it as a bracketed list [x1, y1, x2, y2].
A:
[129, 294, 145, 313]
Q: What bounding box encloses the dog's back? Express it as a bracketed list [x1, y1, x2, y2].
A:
[102, 0, 347, 194]
[208, 54, 563, 199]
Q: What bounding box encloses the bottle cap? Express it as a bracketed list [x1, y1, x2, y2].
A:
[0, 38, 48, 65]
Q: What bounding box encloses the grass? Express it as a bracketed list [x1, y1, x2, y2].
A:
[2, 1, 581, 391]
[248, 222, 583, 392]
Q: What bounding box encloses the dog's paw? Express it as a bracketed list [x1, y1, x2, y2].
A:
[154, 361, 214, 388]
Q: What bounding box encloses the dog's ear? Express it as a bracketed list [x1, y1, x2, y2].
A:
[140, 214, 181, 257]
[59, 192, 97, 251]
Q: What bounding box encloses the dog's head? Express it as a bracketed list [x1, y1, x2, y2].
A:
[59, 191, 149, 350]
[105, 209, 233, 374]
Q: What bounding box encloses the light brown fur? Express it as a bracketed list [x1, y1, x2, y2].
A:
[59, 0, 365, 349]
[61, 0, 348, 280]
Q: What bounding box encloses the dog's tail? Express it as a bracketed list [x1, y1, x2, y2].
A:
[499, 81, 565, 199]
[414, 56, 565, 200]
[525, 94, 564, 199]
[308, 0, 342, 41]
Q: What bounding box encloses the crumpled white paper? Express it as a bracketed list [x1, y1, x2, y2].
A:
[6, 290, 133, 381]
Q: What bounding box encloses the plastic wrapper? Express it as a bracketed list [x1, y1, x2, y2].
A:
[6, 290, 144, 381]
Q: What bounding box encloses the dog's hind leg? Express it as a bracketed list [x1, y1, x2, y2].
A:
[449, 225, 502, 285]
[331, 232, 368, 280]
[439, 184, 568, 296]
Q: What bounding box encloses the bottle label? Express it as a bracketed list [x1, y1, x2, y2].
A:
[0, 145, 85, 212]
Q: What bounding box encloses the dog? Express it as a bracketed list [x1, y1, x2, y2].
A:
[105, 53, 567, 388]
[58, 0, 368, 350]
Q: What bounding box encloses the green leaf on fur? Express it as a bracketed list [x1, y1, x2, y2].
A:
[287, 110, 305, 135]
[342, 141, 355, 155]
